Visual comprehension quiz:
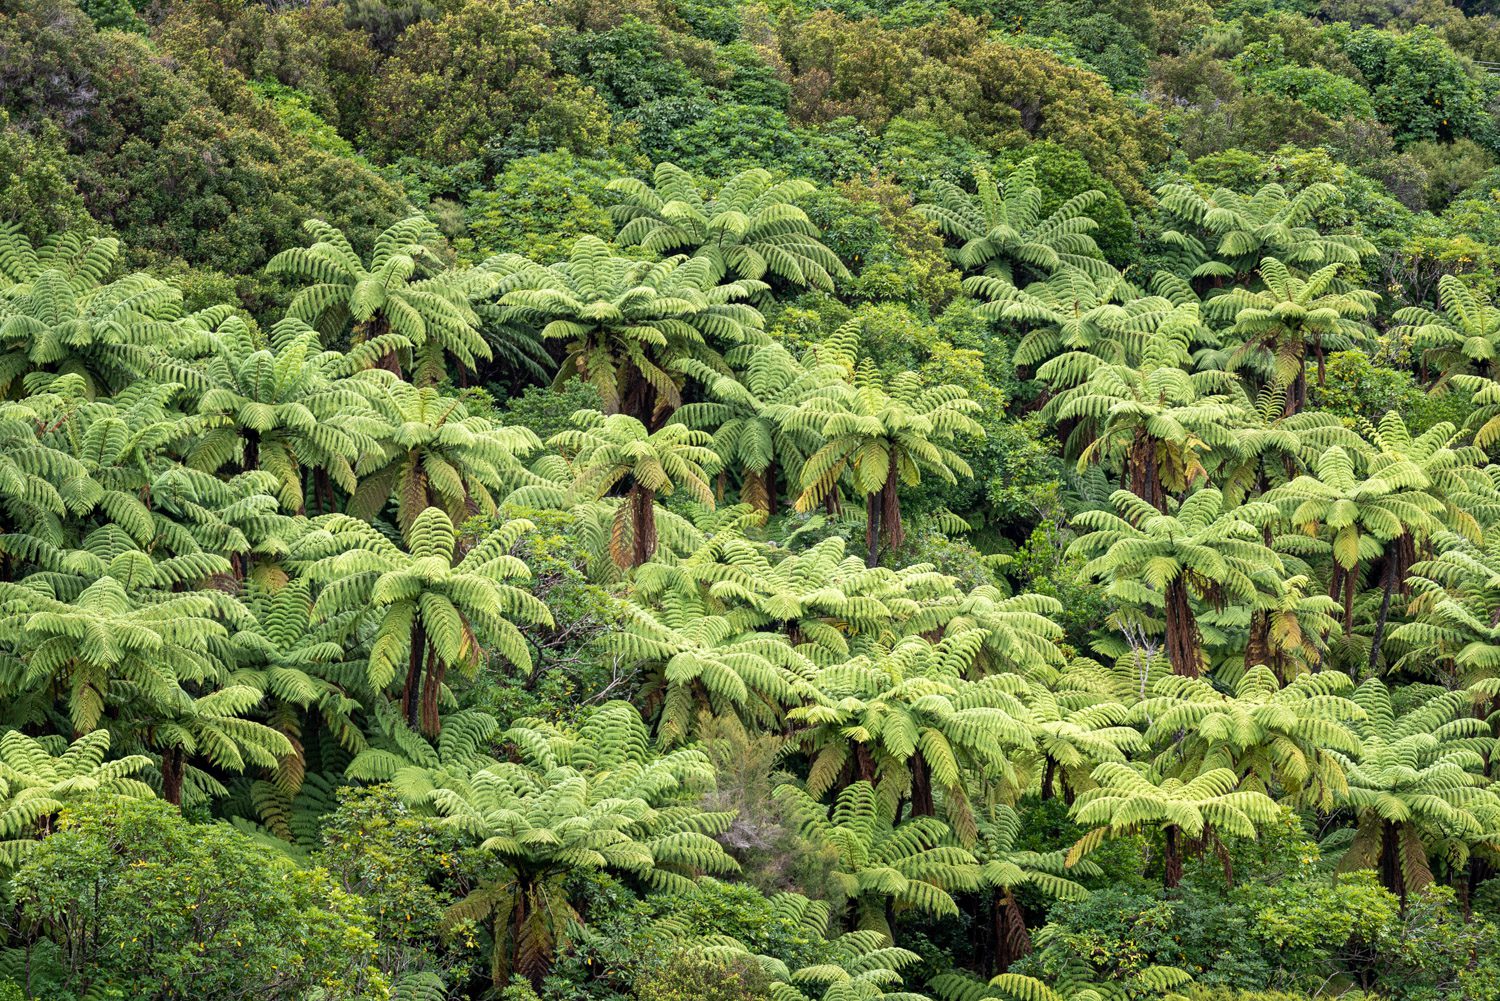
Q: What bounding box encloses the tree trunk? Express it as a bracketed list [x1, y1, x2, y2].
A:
[402, 617, 427, 731]
[314, 466, 333, 514]
[1128, 432, 1165, 510]
[419, 654, 446, 736]
[1285, 362, 1307, 416]
[358, 314, 401, 378]
[1369, 555, 1398, 673]
[1380, 820, 1407, 907]
[1164, 579, 1203, 677]
[909, 751, 935, 817]
[1042, 757, 1057, 801]
[995, 889, 1033, 973]
[509, 880, 537, 988]
[881, 460, 904, 551]
[160, 746, 185, 806]
[242, 429, 260, 473]
[1464, 856, 1490, 922]
[1246, 610, 1271, 675]
[1164, 825, 1183, 889]
[865, 491, 882, 568]
[619, 363, 664, 427]
[630, 483, 657, 568]
[977, 893, 1000, 976]
[1343, 558, 1357, 637]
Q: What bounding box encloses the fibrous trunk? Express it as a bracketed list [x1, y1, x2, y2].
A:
[881, 459, 904, 551]
[160, 745, 185, 806]
[909, 751, 935, 817]
[1246, 610, 1271, 676]
[1164, 824, 1183, 889]
[1369, 534, 1415, 672]
[867, 458, 904, 566]
[1380, 820, 1408, 907]
[1128, 432, 1166, 511]
[242, 428, 260, 473]
[402, 617, 428, 731]
[1343, 558, 1357, 637]
[630, 483, 657, 568]
[1369, 555, 1397, 672]
[618, 363, 664, 427]
[1283, 359, 1308, 416]
[1164, 578, 1203, 677]
[991, 889, 1032, 974]
[419, 656, 447, 735]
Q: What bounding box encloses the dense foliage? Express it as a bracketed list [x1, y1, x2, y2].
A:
[4, 0, 1500, 998]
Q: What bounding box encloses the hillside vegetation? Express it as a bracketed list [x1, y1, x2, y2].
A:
[3, 0, 1500, 998]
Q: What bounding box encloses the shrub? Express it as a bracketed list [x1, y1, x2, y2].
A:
[11, 799, 387, 1000]
[363, 0, 615, 167]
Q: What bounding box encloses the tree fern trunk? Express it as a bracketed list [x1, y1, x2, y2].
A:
[998, 889, 1033, 972]
[1286, 363, 1307, 416]
[630, 483, 657, 568]
[977, 893, 998, 976]
[161, 746, 184, 806]
[419, 652, 445, 736]
[402, 617, 427, 730]
[1128, 431, 1167, 511]
[866, 491, 882, 568]
[314, 466, 333, 514]
[1343, 558, 1357, 638]
[1369, 554, 1398, 672]
[620, 364, 662, 427]
[1246, 610, 1271, 676]
[1128, 432, 1149, 505]
[909, 751, 934, 817]
[1042, 757, 1057, 801]
[1464, 856, 1490, 921]
[242, 428, 260, 473]
[359, 314, 401, 379]
[1163, 824, 1183, 889]
[881, 461, 903, 552]
[1164, 579, 1203, 677]
[1380, 820, 1407, 907]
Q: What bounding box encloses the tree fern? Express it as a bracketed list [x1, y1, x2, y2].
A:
[266, 215, 492, 383]
[1155, 181, 1374, 281]
[297, 507, 552, 733]
[774, 779, 980, 938]
[494, 235, 769, 421]
[403, 700, 736, 987]
[916, 160, 1109, 284]
[548, 409, 720, 568]
[608, 162, 848, 292]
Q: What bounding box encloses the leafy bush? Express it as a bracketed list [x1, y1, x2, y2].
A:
[11, 800, 387, 999]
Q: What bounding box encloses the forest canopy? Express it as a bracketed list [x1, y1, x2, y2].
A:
[3, 0, 1500, 998]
